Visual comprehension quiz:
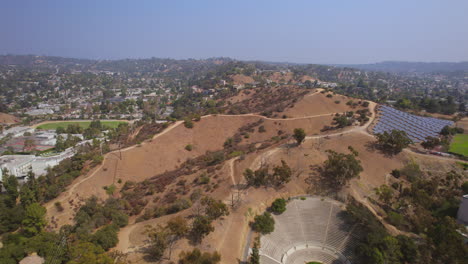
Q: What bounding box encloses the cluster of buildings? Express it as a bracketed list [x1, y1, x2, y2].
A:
[0, 126, 82, 153]
[0, 147, 75, 181]
[0, 126, 88, 183]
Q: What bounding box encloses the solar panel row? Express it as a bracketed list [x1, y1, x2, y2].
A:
[373, 105, 453, 143]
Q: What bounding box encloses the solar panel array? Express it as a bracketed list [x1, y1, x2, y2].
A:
[373, 105, 453, 143]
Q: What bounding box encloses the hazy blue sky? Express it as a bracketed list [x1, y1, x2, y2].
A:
[1, 0, 467, 64]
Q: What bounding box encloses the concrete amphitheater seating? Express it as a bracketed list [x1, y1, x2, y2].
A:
[286, 248, 342, 264]
[259, 197, 358, 264]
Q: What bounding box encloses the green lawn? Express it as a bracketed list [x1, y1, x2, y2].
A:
[37, 120, 127, 130]
[449, 134, 468, 157]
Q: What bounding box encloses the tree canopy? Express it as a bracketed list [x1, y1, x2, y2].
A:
[253, 212, 275, 234]
[293, 128, 306, 146]
[322, 147, 363, 186]
[375, 130, 412, 154]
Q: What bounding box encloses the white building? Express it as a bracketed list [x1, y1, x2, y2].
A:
[1, 126, 35, 138]
[26, 108, 54, 116]
[0, 155, 35, 180]
[0, 148, 76, 182]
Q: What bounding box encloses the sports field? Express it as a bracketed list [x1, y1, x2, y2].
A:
[36, 120, 127, 130]
[449, 134, 468, 157]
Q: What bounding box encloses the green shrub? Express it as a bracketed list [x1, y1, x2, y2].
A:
[185, 144, 193, 151]
[199, 174, 210, 185]
[462, 181, 468, 194]
[103, 184, 116, 195]
[387, 211, 404, 228]
[253, 212, 275, 234]
[270, 198, 287, 214]
[184, 119, 194, 128]
[54, 202, 64, 212]
[92, 224, 119, 251]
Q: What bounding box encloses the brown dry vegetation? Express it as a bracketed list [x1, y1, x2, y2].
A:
[0, 112, 19, 124]
[44, 87, 462, 264]
[225, 86, 309, 116]
[226, 89, 257, 104]
[280, 91, 367, 118]
[229, 74, 254, 85]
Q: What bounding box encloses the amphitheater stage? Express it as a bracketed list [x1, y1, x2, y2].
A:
[259, 197, 360, 264]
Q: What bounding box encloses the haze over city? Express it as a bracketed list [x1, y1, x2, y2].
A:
[0, 1, 467, 264]
[1, 0, 468, 64]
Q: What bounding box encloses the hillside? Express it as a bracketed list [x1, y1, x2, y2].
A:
[42, 88, 464, 264]
[0, 112, 19, 124]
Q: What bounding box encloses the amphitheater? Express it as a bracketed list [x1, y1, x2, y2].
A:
[259, 197, 361, 264]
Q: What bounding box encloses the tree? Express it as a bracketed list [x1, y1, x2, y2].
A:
[421, 136, 440, 149]
[201, 197, 229, 220]
[179, 248, 221, 264]
[462, 181, 468, 194]
[272, 160, 292, 186]
[19, 184, 37, 208]
[67, 241, 113, 264]
[322, 147, 363, 186]
[22, 203, 47, 236]
[249, 240, 260, 264]
[334, 115, 352, 128]
[253, 212, 275, 234]
[293, 128, 306, 146]
[2, 172, 19, 207]
[167, 216, 189, 238]
[92, 224, 119, 251]
[375, 185, 394, 203]
[270, 198, 287, 214]
[376, 130, 412, 154]
[146, 224, 170, 261]
[184, 118, 194, 128]
[244, 167, 269, 188]
[428, 216, 468, 263]
[55, 135, 65, 151]
[190, 215, 214, 244]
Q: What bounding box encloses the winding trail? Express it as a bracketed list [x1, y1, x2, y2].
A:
[49, 92, 460, 256]
[45, 121, 183, 211]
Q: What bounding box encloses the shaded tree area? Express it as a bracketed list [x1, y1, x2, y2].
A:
[322, 147, 363, 187]
[293, 128, 306, 146]
[269, 198, 287, 214]
[349, 162, 468, 264]
[144, 196, 229, 261]
[243, 160, 292, 188]
[375, 129, 412, 154]
[178, 248, 221, 264]
[0, 169, 129, 264]
[252, 212, 275, 234]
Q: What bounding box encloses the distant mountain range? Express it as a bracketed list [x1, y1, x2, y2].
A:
[338, 61, 468, 73]
[2, 55, 468, 74]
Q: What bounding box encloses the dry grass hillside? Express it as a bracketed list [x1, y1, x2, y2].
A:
[280, 91, 367, 118]
[229, 74, 254, 85]
[0, 112, 19, 124]
[44, 88, 463, 264]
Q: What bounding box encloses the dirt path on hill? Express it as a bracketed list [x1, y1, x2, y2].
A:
[32, 119, 132, 128]
[45, 121, 183, 211]
[116, 220, 140, 253]
[54, 96, 380, 254]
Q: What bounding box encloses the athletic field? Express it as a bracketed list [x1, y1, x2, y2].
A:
[36, 120, 127, 130]
[449, 134, 468, 157]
